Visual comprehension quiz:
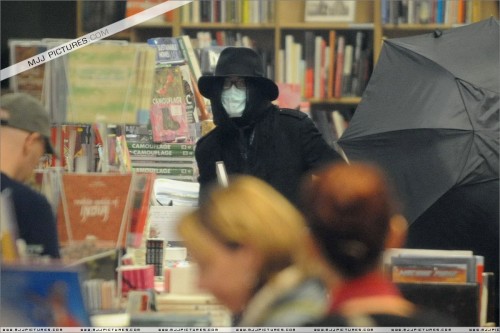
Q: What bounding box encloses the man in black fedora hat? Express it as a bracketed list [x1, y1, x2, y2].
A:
[196, 47, 342, 205]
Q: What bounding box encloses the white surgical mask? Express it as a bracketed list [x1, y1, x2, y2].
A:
[221, 85, 247, 118]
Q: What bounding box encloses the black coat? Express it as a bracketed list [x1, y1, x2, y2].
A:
[195, 105, 342, 206]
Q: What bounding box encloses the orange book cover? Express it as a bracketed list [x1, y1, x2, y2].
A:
[456, 0, 465, 24]
[57, 173, 134, 247]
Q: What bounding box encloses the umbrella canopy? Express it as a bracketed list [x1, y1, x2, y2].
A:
[338, 17, 499, 224]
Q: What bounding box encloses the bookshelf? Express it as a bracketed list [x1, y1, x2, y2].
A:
[76, 0, 499, 108]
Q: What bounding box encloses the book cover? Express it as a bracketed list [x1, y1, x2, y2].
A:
[341, 44, 354, 96]
[57, 173, 134, 247]
[390, 255, 477, 283]
[148, 37, 185, 65]
[1, 263, 91, 327]
[303, 31, 315, 99]
[150, 65, 190, 143]
[8, 39, 47, 101]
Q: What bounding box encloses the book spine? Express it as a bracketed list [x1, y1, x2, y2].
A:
[127, 142, 195, 151]
[128, 149, 194, 157]
[133, 166, 195, 176]
[327, 30, 336, 99]
[333, 36, 345, 99]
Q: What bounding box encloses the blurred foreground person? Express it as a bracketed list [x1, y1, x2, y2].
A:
[0, 92, 60, 258]
[300, 162, 456, 326]
[178, 176, 328, 326]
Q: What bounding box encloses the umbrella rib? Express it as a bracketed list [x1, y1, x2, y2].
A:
[390, 41, 498, 95]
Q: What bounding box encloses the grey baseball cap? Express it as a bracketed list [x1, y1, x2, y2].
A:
[0, 92, 56, 156]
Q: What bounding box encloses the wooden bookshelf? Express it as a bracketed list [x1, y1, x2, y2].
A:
[76, 0, 498, 106]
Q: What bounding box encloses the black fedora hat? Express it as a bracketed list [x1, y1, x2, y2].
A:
[198, 47, 279, 101]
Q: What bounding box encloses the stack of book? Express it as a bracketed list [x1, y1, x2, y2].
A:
[155, 293, 231, 327]
[384, 248, 495, 326]
[125, 124, 198, 182]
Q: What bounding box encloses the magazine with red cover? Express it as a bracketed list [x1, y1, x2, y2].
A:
[150, 65, 190, 143]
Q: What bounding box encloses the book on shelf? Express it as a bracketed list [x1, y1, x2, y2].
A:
[333, 35, 345, 99]
[314, 35, 326, 99]
[126, 0, 174, 23]
[381, 0, 475, 25]
[341, 44, 354, 97]
[303, 31, 315, 99]
[350, 31, 365, 97]
[181, 0, 273, 24]
[385, 248, 482, 284]
[327, 30, 337, 99]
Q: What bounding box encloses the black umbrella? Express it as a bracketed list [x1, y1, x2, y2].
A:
[338, 17, 499, 224]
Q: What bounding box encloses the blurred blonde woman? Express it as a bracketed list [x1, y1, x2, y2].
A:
[177, 176, 328, 326]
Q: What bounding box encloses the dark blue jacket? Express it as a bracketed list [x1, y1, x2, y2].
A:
[1, 172, 60, 258]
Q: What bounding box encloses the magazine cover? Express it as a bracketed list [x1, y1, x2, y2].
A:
[1, 263, 91, 327]
[150, 65, 190, 143]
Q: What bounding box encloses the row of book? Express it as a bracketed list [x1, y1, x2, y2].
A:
[39, 123, 198, 182]
[381, 0, 479, 25]
[279, 30, 372, 100]
[179, 0, 275, 25]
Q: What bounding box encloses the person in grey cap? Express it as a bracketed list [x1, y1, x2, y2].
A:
[1, 92, 60, 258]
[196, 47, 342, 206]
